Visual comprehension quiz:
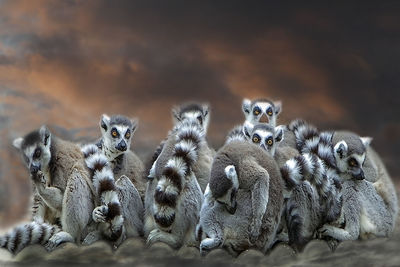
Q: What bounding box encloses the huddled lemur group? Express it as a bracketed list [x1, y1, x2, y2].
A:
[0, 99, 398, 256]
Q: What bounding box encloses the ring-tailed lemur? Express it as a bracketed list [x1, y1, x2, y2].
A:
[242, 98, 282, 126]
[317, 131, 397, 242]
[146, 103, 214, 193]
[7, 126, 98, 252]
[197, 137, 284, 255]
[81, 144, 142, 246]
[144, 103, 212, 249]
[96, 115, 145, 200]
[277, 120, 342, 251]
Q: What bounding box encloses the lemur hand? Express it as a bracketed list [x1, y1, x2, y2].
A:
[93, 205, 108, 223]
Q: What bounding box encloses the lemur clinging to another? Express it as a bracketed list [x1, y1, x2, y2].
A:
[197, 124, 284, 256]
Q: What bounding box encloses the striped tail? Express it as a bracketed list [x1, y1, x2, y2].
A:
[288, 119, 320, 154]
[0, 222, 60, 254]
[153, 121, 205, 229]
[81, 144, 124, 241]
[225, 125, 246, 144]
[281, 153, 331, 200]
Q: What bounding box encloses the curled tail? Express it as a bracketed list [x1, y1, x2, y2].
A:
[225, 125, 246, 144]
[288, 119, 320, 154]
[281, 153, 332, 200]
[81, 144, 124, 241]
[0, 222, 60, 254]
[153, 121, 205, 229]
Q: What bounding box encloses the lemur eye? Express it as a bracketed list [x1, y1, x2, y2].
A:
[252, 135, 260, 143]
[253, 107, 261, 116]
[348, 158, 358, 167]
[34, 148, 41, 158]
[111, 129, 118, 138]
[267, 138, 273, 146]
[125, 130, 131, 139]
[267, 107, 273, 116]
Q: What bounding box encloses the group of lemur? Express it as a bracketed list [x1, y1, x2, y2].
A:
[0, 98, 398, 257]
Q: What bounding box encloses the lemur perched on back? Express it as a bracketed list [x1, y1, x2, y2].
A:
[96, 115, 145, 199]
[1, 126, 124, 254]
[144, 103, 213, 249]
[197, 124, 284, 256]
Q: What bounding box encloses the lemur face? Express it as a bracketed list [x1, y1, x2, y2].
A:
[242, 98, 282, 126]
[334, 137, 372, 180]
[172, 103, 210, 132]
[243, 122, 284, 156]
[100, 114, 137, 156]
[214, 165, 239, 214]
[13, 125, 52, 175]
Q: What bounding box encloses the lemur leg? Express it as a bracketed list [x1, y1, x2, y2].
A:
[199, 226, 224, 256]
[34, 172, 63, 211]
[47, 169, 94, 250]
[116, 175, 144, 237]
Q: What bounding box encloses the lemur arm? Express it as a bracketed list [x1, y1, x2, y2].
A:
[318, 193, 361, 241]
[33, 171, 63, 212]
[250, 176, 269, 243]
[31, 190, 46, 223]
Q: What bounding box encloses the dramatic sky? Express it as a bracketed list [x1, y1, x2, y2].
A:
[0, 0, 399, 226]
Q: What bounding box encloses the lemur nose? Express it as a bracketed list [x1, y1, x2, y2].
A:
[30, 164, 40, 174]
[116, 140, 127, 151]
[259, 114, 269, 123]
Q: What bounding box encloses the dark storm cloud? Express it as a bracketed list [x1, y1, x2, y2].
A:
[0, 0, 399, 226]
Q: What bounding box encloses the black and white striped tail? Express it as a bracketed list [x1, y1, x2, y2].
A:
[0, 222, 60, 254]
[281, 153, 331, 200]
[225, 125, 246, 144]
[153, 120, 205, 229]
[81, 144, 124, 241]
[288, 119, 320, 154]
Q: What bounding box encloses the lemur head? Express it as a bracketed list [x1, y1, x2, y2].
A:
[243, 121, 284, 156]
[332, 131, 372, 180]
[100, 114, 138, 158]
[172, 102, 210, 133]
[209, 165, 239, 215]
[242, 98, 282, 126]
[13, 125, 52, 175]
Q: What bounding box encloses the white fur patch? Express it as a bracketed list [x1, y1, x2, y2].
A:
[286, 159, 303, 181]
[110, 215, 124, 231]
[165, 157, 187, 177]
[225, 165, 239, 189]
[360, 207, 376, 236]
[175, 139, 198, 162]
[101, 191, 119, 204]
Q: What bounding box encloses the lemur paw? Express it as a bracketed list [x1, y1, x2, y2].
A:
[317, 225, 334, 239]
[146, 229, 162, 247]
[45, 232, 73, 251]
[32, 170, 46, 184]
[200, 238, 219, 256]
[92, 205, 108, 223]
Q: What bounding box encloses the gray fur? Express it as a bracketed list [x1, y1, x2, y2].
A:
[11, 127, 97, 251]
[200, 140, 284, 254]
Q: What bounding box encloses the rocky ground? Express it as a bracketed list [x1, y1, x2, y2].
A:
[0, 214, 399, 267]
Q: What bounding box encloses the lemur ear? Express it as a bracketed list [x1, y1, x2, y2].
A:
[242, 121, 254, 139]
[275, 125, 285, 143]
[39, 125, 51, 147]
[360, 137, 372, 148]
[242, 98, 251, 115]
[202, 103, 210, 117]
[131, 118, 138, 133]
[13, 137, 24, 150]
[172, 106, 181, 123]
[100, 114, 110, 132]
[274, 101, 282, 115]
[334, 140, 348, 159]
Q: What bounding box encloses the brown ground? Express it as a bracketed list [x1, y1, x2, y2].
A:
[1, 209, 399, 267]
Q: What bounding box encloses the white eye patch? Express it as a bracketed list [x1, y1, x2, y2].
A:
[253, 102, 273, 116]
